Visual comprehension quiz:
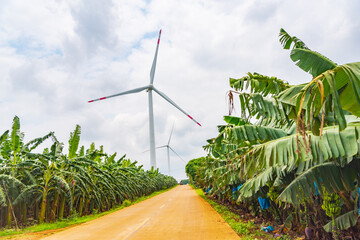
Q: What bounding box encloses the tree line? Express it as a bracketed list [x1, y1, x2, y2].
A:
[0, 117, 177, 229]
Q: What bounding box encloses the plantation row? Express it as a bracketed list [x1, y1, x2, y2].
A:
[0, 117, 177, 229]
[187, 29, 360, 240]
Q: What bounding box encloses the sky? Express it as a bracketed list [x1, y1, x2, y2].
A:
[0, 0, 359, 181]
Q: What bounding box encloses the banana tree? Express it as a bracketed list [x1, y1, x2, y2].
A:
[0, 116, 53, 227]
[1, 116, 177, 228]
[195, 28, 360, 238]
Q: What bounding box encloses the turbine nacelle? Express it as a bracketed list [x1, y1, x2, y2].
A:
[146, 84, 154, 92]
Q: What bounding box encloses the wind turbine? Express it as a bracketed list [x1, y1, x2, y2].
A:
[157, 125, 186, 176]
[88, 30, 201, 168]
[145, 123, 186, 176]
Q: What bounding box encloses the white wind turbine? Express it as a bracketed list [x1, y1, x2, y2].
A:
[145, 123, 186, 176]
[88, 30, 201, 168]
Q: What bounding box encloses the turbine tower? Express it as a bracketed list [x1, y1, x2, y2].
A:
[88, 30, 201, 168]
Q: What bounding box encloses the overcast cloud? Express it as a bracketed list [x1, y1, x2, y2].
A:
[0, 0, 359, 180]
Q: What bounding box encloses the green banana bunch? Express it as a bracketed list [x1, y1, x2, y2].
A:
[321, 189, 342, 218]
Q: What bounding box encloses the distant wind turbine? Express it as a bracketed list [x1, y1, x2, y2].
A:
[144, 123, 186, 176]
[88, 30, 201, 168]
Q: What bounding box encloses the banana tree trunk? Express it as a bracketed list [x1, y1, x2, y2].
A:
[84, 198, 89, 215]
[70, 185, 75, 216]
[0, 207, 4, 228]
[59, 194, 66, 220]
[35, 202, 39, 222]
[22, 202, 27, 225]
[51, 191, 59, 222]
[89, 201, 94, 215]
[78, 197, 84, 216]
[39, 188, 48, 224]
[7, 204, 12, 228]
[46, 198, 51, 222]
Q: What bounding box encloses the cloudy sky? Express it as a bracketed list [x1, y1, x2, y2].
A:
[0, 0, 359, 180]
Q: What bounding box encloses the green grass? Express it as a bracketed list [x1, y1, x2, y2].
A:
[192, 186, 269, 239]
[0, 185, 177, 237]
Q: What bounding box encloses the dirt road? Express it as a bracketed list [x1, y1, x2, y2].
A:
[39, 185, 240, 240]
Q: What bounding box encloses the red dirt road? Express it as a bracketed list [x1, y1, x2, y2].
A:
[40, 185, 240, 240]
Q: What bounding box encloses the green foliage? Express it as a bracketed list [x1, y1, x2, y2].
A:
[0, 185, 6, 207]
[279, 161, 359, 205]
[68, 125, 81, 159]
[323, 210, 359, 232]
[191, 28, 360, 238]
[122, 199, 131, 207]
[290, 48, 337, 77]
[279, 28, 308, 50]
[11, 116, 21, 154]
[223, 116, 248, 126]
[0, 130, 9, 146]
[180, 179, 189, 184]
[185, 157, 205, 184]
[0, 117, 177, 230]
[279, 28, 337, 78]
[230, 72, 290, 96]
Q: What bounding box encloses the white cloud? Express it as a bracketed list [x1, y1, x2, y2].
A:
[0, 0, 359, 180]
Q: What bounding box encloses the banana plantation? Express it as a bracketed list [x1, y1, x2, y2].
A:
[187, 29, 360, 239]
[0, 117, 177, 229]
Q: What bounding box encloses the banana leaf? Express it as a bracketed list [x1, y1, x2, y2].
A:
[323, 210, 358, 232]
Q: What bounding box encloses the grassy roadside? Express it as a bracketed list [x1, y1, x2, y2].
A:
[191, 185, 294, 240]
[0, 185, 177, 238]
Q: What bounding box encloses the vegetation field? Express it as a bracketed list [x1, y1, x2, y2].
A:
[0, 118, 177, 233]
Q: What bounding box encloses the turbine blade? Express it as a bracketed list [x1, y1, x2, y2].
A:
[152, 86, 202, 126]
[88, 86, 148, 103]
[169, 146, 186, 163]
[168, 122, 175, 145]
[156, 145, 167, 149]
[150, 29, 162, 84]
[142, 145, 167, 153]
